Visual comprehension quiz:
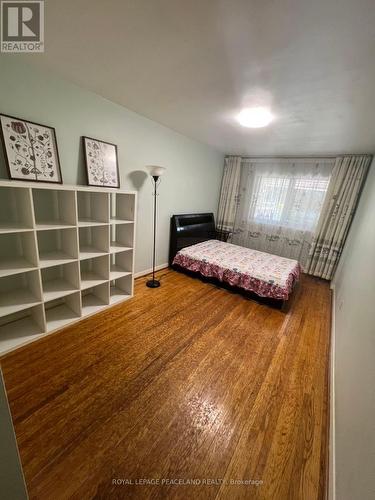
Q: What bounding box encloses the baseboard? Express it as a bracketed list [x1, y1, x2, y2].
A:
[134, 263, 169, 278]
[328, 283, 336, 500]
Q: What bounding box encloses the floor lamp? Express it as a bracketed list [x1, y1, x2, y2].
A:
[146, 165, 166, 288]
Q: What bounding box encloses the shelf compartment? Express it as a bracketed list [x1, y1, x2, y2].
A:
[35, 222, 75, 231]
[41, 262, 80, 302]
[33, 188, 76, 229]
[77, 220, 108, 227]
[77, 191, 109, 226]
[110, 251, 133, 280]
[79, 225, 109, 260]
[0, 270, 42, 317]
[110, 275, 132, 305]
[44, 292, 81, 332]
[0, 305, 45, 354]
[110, 193, 135, 222]
[81, 282, 109, 316]
[0, 231, 38, 277]
[109, 244, 133, 254]
[110, 224, 134, 254]
[80, 255, 109, 290]
[37, 228, 78, 268]
[0, 186, 34, 233]
[110, 218, 134, 225]
[39, 251, 77, 269]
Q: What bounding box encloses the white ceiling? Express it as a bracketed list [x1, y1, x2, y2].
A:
[23, 0, 375, 155]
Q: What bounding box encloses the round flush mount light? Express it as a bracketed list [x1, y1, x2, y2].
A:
[237, 107, 274, 128]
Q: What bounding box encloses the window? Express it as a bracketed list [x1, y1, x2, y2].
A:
[250, 175, 330, 231]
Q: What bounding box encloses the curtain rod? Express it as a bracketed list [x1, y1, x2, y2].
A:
[224, 154, 373, 159]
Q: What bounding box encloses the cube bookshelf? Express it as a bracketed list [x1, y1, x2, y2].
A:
[0, 180, 136, 355]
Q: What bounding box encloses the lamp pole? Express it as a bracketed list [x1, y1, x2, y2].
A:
[147, 175, 160, 288]
[145, 165, 166, 288]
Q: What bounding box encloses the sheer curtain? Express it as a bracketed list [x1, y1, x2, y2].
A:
[231, 158, 334, 267]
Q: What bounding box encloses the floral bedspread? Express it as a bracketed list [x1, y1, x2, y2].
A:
[173, 240, 301, 300]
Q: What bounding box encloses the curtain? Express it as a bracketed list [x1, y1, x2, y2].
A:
[217, 156, 241, 231]
[231, 158, 334, 267]
[306, 155, 372, 279]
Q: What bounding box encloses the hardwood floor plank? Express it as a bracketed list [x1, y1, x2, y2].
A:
[34, 296, 263, 498]
[0, 270, 331, 500]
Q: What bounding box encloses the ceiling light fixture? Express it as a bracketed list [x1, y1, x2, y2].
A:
[237, 107, 274, 128]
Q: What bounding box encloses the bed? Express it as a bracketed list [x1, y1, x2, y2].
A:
[169, 213, 301, 303]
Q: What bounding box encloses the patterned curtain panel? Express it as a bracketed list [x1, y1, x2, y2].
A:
[231, 158, 334, 268]
[306, 155, 372, 280]
[217, 156, 241, 231]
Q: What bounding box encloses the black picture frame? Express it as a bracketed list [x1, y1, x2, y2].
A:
[0, 113, 62, 184]
[82, 136, 120, 188]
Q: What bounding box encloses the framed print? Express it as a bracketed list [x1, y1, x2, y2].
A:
[0, 113, 62, 183]
[83, 136, 120, 188]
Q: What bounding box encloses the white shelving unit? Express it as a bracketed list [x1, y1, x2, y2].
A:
[0, 180, 136, 355]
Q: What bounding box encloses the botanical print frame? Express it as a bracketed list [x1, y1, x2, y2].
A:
[82, 136, 120, 188]
[0, 113, 62, 183]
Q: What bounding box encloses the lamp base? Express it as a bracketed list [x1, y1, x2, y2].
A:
[146, 279, 160, 288]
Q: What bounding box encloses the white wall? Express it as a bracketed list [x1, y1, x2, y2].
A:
[0, 56, 224, 273]
[332, 159, 375, 500]
[0, 369, 27, 498]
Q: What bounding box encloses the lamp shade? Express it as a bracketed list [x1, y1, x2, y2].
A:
[146, 165, 166, 177]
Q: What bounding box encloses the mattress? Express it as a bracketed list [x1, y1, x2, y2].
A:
[173, 239, 301, 300]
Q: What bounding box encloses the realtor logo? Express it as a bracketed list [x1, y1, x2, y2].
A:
[1, 0, 44, 52]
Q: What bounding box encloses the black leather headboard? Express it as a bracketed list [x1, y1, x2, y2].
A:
[169, 213, 216, 265]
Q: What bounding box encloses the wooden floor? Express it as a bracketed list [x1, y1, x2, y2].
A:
[1, 270, 331, 500]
